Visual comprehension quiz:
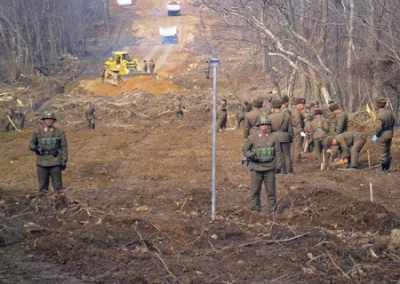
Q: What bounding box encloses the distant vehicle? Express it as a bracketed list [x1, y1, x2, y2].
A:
[159, 26, 179, 45]
[117, 0, 132, 6]
[167, 1, 181, 16]
[103, 51, 152, 86]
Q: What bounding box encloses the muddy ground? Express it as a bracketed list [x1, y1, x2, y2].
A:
[1, 0, 400, 283]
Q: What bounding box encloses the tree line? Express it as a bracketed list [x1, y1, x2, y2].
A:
[202, 0, 400, 114]
[0, 0, 110, 83]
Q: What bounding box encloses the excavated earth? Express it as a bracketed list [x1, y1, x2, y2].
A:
[1, 0, 400, 283]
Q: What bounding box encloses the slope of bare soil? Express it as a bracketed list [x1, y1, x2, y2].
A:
[1, 0, 400, 283]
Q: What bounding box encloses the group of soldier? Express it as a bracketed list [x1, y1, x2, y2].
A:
[142, 60, 156, 74]
[239, 95, 396, 214]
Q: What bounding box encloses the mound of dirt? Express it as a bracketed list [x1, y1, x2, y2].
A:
[78, 76, 182, 96]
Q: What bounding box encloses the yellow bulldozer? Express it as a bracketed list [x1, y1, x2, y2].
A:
[103, 51, 151, 86]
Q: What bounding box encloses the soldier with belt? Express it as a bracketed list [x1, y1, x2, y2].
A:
[291, 97, 306, 163]
[85, 102, 96, 130]
[29, 110, 68, 195]
[324, 131, 366, 169]
[243, 97, 264, 138]
[269, 99, 293, 174]
[307, 108, 329, 161]
[242, 116, 282, 214]
[371, 97, 396, 173]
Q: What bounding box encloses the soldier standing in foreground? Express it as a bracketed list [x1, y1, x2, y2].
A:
[243, 98, 264, 138]
[242, 116, 282, 214]
[85, 102, 96, 130]
[29, 110, 68, 195]
[371, 97, 396, 173]
[269, 99, 293, 174]
[291, 97, 306, 163]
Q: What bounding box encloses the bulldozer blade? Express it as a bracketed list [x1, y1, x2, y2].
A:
[103, 68, 119, 86]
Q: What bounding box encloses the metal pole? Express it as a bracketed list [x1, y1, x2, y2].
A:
[210, 58, 220, 221]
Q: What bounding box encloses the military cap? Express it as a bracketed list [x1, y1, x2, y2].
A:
[311, 100, 320, 106]
[295, 98, 306, 105]
[281, 95, 289, 103]
[41, 110, 57, 120]
[252, 97, 264, 107]
[324, 135, 334, 147]
[328, 102, 339, 112]
[271, 99, 282, 108]
[314, 108, 323, 115]
[256, 116, 272, 126]
[374, 97, 386, 108]
[328, 100, 335, 104]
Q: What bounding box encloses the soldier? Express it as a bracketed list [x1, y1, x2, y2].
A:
[309, 100, 320, 117]
[371, 97, 396, 173]
[243, 97, 264, 138]
[291, 97, 306, 163]
[268, 99, 293, 174]
[85, 102, 96, 130]
[29, 110, 68, 195]
[328, 102, 348, 135]
[260, 96, 272, 117]
[307, 109, 329, 161]
[204, 61, 210, 79]
[3, 101, 25, 132]
[149, 59, 155, 74]
[143, 60, 148, 73]
[242, 116, 282, 214]
[324, 131, 366, 169]
[174, 96, 184, 120]
[304, 112, 314, 153]
[281, 95, 291, 115]
[236, 100, 251, 128]
[216, 98, 228, 132]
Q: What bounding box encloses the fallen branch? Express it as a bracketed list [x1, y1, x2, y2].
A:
[326, 251, 351, 280]
[6, 115, 20, 131]
[239, 232, 309, 247]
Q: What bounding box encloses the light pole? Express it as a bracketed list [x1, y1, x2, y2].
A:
[210, 58, 220, 221]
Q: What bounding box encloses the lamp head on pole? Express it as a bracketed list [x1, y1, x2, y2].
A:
[209, 58, 220, 68]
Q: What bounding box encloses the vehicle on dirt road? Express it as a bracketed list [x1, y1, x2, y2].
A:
[159, 26, 179, 45]
[102, 51, 152, 86]
[167, 0, 181, 16]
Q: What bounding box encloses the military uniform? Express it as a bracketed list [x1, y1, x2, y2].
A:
[236, 101, 251, 128]
[85, 103, 96, 130]
[143, 60, 148, 73]
[307, 109, 329, 160]
[280, 95, 291, 116]
[204, 61, 210, 79]
[174, 98, 184, 120]
[372, 97, 396, 173]
[29, 111, 68, 194]
[269, 99, 293, 174]
[243, 98, 263, 138]
[328, 103, 348, 135]
[333, 131, 366, 168]
[149, 60, 155, 74]
[216, 99, 227, 132]
[3, 105, 25, 132]
[291, 98, 306, 163]
[242, 117, 282, 213]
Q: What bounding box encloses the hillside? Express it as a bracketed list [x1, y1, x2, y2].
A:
[1, 0, 400, 283]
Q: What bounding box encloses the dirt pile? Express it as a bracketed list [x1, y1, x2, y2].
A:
[78, 75, 182, 96]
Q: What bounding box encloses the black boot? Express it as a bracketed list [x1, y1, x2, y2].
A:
[386, 160, 391, 172]
[380, 164, 387, 174]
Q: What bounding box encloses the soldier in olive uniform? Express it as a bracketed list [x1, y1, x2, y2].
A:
[242, 116, 282, 214]
[85, 102, 96, 130]
[236, 100, 251, 128]
[328, 102, 348, 135]
[243, 98, 264, 138]
[174, 97, 184, 120]
[307, 109, 329, 161]
[291, 97, 306, 163]
[149, 60, 155, 74]
[268, 99, 293, 174]
[143, 60, 148, 73]
[371, 97, 396, 173]
[3, 102, 25, 132]
[324, 131, 366, 169]
[204, 61, 210, 79]
[29, 110, 68, 195]
[216, 98, 227, 132]
[280, 95, 291, 115]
